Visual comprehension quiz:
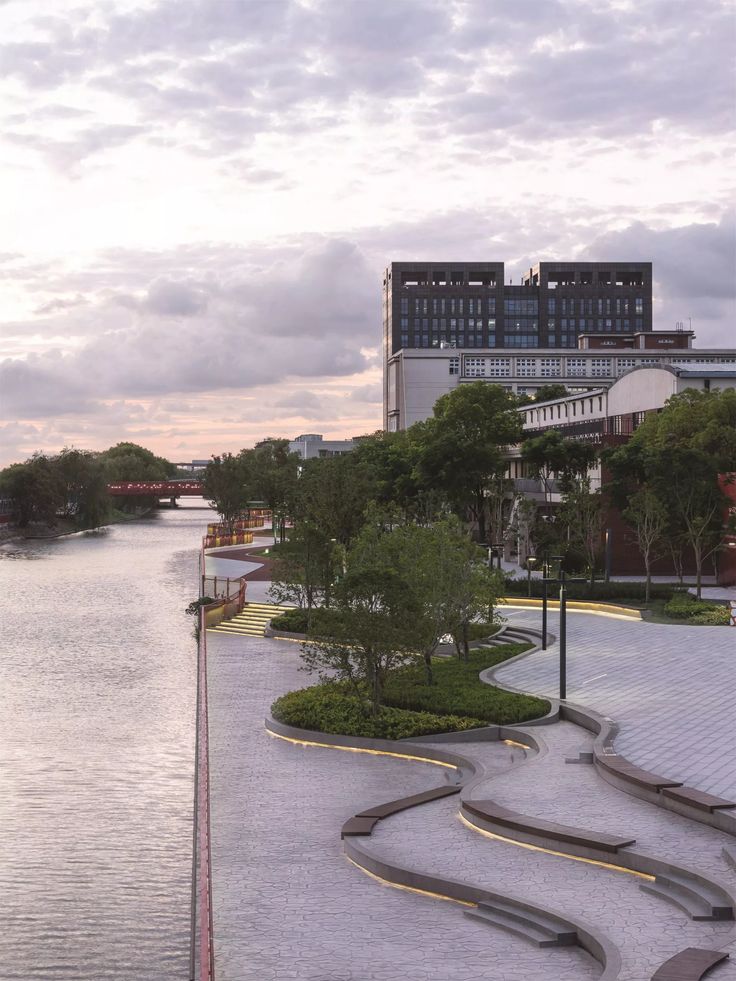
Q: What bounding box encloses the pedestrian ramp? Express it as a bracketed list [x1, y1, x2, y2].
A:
[207, 602, 291, 638]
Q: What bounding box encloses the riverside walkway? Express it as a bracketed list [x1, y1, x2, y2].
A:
[203, 543, 736, 980]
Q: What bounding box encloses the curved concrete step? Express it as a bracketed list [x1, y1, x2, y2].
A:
[464, 899, 577, 947]
[641, 872, 733, 921]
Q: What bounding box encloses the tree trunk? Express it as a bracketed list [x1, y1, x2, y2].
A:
[462, 620, 469, 662]
[644, 554, 651, 606]
[476, 491, 487, 543]
[423, 650, 434, 686]
[695, 548, 703, 600]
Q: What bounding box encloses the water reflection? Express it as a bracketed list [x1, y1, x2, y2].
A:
[0, 503, 207, 979]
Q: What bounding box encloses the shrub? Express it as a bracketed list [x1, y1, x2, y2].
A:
[503, 577, 679, 604]
[271, 685, 488, 739]
[664, 594, 729, 625]
[383, 644, 549, 726]
[270, 608, 309, 632]
[269, 607, 340, 634]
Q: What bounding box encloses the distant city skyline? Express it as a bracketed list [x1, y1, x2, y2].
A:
[0, 0, 734, 466]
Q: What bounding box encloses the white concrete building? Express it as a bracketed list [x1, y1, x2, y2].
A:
[385, 341, 736, 430]
[288, 433, 359, 460]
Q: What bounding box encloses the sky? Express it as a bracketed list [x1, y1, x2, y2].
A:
[0, 0, 734, 467]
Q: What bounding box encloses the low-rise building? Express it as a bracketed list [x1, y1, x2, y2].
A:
[288, 433, 360, 461]
[386, 330, 736, 430]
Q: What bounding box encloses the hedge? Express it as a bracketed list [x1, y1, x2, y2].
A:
[663, 594, 730, 625]
[503, 577, 682, 603]
[271, 642, 550, 739]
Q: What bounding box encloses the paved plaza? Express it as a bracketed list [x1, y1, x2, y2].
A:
[205, 547, 736, 980]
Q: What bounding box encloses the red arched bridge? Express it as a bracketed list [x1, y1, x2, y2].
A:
[107, 481, 204, 498]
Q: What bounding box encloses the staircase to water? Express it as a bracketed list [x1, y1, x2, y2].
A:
[207, 602, 291, 638]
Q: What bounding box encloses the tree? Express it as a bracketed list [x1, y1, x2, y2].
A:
[522, 430, 598, 504]
[622, 486, 668, 604]
[534, 383, 569, 403]
[300, 523, 419, 717]
[605, 389, 736, 598]
[100, 442, 176, 481]
[559, 476, 604, 591]
[56, 448, 110, 529]
[292, 454, 374, 548]
[0, 453, 65, 528]
[417, 381, 522, 542]
[268, 522, 340, 629]
[202, 454, 247, 533]
[242, 439, 300, 541]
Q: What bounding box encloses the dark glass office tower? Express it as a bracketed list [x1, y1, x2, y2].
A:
[382, 260, 652, 356]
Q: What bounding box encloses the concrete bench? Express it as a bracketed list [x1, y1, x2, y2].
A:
[462, 799, 636, 854]
[651, 947, 728, 980]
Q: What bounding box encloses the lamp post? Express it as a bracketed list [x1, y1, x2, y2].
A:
[558, 563, 567, 701]
[526, 556, 537, 598]
[493, 542, 504, 571]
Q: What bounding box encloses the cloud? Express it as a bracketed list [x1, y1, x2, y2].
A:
[2, 0, 732, 170]
[588, 211, 736, 343]
[0, 237, 377, 419]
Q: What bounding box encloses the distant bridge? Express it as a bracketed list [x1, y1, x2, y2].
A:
[107, 480, 204, 498]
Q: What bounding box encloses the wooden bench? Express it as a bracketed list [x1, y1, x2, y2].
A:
[342, 785, 460, 838]
[356, 784, 459, 819]
[596, 752, 683, 791]
[462, 799, 636, 854]
[662, 786, 736, 814]
[651, 947, 728, 980]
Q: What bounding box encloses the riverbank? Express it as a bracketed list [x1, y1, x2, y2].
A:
[0, 505, 157, 546]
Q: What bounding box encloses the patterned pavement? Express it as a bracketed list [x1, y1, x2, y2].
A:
[206, 606, 736, 980]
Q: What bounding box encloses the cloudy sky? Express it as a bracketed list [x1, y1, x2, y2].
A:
[0, 0, 734, 466]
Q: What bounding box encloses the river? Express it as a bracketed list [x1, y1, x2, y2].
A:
[0, 502, 209, 980]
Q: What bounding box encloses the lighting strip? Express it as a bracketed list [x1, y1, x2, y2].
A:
[503, 738, 530, 749]
[345, 855, 476, 907]
[267, 728, 459, 769]
[458, 813, 654, 880]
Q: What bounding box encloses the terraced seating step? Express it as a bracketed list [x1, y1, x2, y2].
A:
[651, 947, 729, 980]
[463, 899, 577, 948]
[462, 799, 636, 854]
[341, 816, 379, 838]
[641, 872, 734, 921]
[723, 845, 736, 871]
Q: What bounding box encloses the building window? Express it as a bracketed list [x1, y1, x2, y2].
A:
[465, 357, 487, 377]
[517, 358, 538, 377]
[505, 298, 539, 315]
[548, 298, 556, 315]
[635, 297, 643, 314]
[400, 298, 408, 315]
[540, 358, 561, 377]
[504, 335, 539, 347]
[449, 357, 460, 375]
[567, 358, 587, 376]
[590, 358, 611, 377]
[488, 298, 496, 315]
[400, 317, 408, 328]
[487, 358, 511, 376]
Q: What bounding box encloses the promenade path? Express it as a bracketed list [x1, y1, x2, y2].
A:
[207, 633, 597, 980]
[205, 546, 736, 979]
[496, 607, 736, 798]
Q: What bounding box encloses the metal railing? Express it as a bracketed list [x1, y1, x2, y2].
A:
[190, 611, 215, 980]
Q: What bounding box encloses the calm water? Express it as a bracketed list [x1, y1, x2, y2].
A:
[0, 503, 208, 980]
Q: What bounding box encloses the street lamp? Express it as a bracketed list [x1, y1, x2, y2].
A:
[526, 556, 537, 597]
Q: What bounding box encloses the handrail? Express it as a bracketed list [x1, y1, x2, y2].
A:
[194, 610, 215, 980]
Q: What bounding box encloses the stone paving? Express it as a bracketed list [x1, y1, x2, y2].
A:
[207, 634, 599, 980]
[206, 564, 736, 980]
[496, 607, 736, 798]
